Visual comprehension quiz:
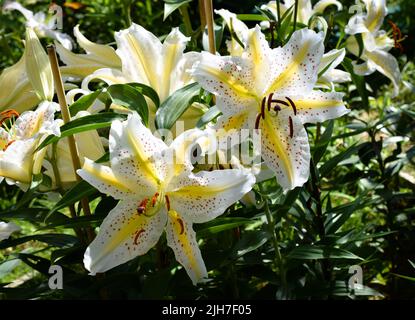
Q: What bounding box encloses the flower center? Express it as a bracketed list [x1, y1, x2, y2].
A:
[254, 94, 297, 138]
[0, 110, 19, 151]
[136, 192, 172, 217]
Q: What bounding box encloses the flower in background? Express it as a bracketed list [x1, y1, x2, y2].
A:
[77, 113, 255, 284]
[261, 0, 342, 25]
[0, 221, 21, 241]
[0, 101, 60, 188]
[43, 111, 106, 188]
[345, 0, 401, 96]
[193, 27, 349, 190]
[0, 27, 54, 112]
[3, 1, 73, 50]
[215, 9, 350, 88]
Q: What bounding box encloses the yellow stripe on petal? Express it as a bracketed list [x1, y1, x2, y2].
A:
[166, 210, 207, 284]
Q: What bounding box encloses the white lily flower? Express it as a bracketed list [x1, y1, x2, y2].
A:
[76, 24, 202, 128]
[215, 9, 349, 88]
[0, 221, 21, 241]
[318, 48, 352, 88]
[77, 113, 255, 284]
[345, 0, 401, 96]
[3, 1, 73, 50]
[0, 101, 61, 187]
[193, 27, 349, 191]
[56, 25, 121, 79]
[261, 0, 342, 25]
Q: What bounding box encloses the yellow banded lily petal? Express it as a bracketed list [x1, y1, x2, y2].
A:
[365, 49, 401, 97]
[166, 210, 208, 285]
[288, 90, 348, 124]
[168, 169, 255, 223]
[77, 158, 137, 199]
[0, 55, 39, 112]
[215, 9, 248, 56]
[313, 0, 343, 15]
[364, 0, 387, 33]
[84, 200, 167, 275]
[266, 28, 324, 95]
[24, 27, 54, 102]
[159, 28, 190, 102]
[260, 112, 310, 191]
[192, 52, 257, 115]
[115, 23, 162, 91]
[73, 25, 120, 68]
[109, 113, 167, 194]
[0, 138, 35, 183]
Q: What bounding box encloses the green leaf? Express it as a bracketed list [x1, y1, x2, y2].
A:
[36, 113, 126, 151]
[196, 105, 221, 128]
[128, 82, 160, 109]
[48, 180, 97, 217]
[163, 0, 191, 20]
[287, 245, 363, 260]
[230, 230, 270, 259]
[313, 120, 334, 163]
[319, 143, 364, 177]
[196, 217, 252, 237]
[0, 234, 79, 249]
[69, 90, 102, 116]
[342, 57, 369, 108]
[155, 82, 201, 130]
[236, 14, 268, 21]
[107, 84, 149, 125]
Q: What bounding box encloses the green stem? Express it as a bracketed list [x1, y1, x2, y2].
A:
[123, 0, 132, 27]
[179, 5, 193, 36]
[259, 183, 287, 294]
[276, 0, 282, 28]
[293, 0, 299, 33]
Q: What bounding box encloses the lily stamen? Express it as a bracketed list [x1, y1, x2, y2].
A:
[288, 116, 294, 138]
[261, 96, 266, 119]
[165, 195, 171, 211]
[255, 113, 261, 130]
[388, 20, 405, 53]
[285, 97, 297, 115]
[0, 109, 19, 127]
[151, 192, 160, 207]
[3, 140, 15, 151]
[133, 228, 145, 245]
[137, 198, 149, 214]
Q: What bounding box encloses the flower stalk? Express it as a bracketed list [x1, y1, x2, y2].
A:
[203, 0, 216, 54]
[47, 45, 95, 242]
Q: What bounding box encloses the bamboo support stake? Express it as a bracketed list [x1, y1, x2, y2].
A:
[47, 45, 95, 242]
[203, 0, 216, 54]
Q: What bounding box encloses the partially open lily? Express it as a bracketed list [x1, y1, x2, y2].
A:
[0, 101, 60, 187]
[0, 27, 54, 112]
[261, 0, 342, 25]
[345, 0, 401, 96]
[77, 113, 255, 284]
[0, 221, 21, 241]
[3, 1, 73, 50]
[193, 27, 349, 190]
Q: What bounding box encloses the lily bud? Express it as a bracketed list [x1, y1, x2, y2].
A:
[24, 27, 54, 102]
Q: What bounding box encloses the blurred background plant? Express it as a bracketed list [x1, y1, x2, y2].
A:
[0, 0, 413, 299]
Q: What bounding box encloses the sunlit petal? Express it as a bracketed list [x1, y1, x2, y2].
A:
[84, 200, 167, 275]
[166, 211, 208, 285]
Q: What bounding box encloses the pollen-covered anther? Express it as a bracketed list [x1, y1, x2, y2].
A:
[176, 217, 184, 235]
[261, 97, 266, 119]
[133, 228, 145, 245]
[3, 140, 15, 151]
[388, 20, 405, 53]
[288, 116, 294, 138]
[151, 192, 160, 207]
[285, 97, 297, 115]
[0, 109, 19, 126]
[165, 195, 171, 211]
[137, 198, 149, 215]
[255, 113, 261, 130]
